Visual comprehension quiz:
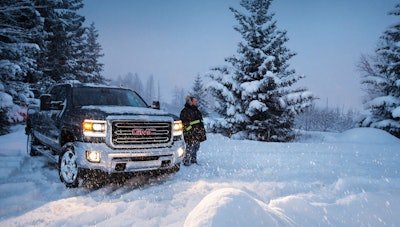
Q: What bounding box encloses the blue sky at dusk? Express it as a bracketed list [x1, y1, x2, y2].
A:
[80, 0, 397, 110]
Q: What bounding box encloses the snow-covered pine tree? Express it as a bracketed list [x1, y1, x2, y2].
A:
[30, 0, 56, 91]
[38, 0, 86, 83]
[0, 0, 43, 132]
[207, 0, 314, 141]
[0, 0, 42, 83]
[359, 3, 400, 138]
[79, 22, 105, 83]
[189, 74, 209, 117]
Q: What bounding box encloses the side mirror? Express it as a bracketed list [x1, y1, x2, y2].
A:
[40, 94, 51, 111]
[152, 101, 160, 110]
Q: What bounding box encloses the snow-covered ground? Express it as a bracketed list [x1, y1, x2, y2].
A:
[0, 125, 399, 226]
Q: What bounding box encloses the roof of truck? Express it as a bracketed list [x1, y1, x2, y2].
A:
[56, 81, 131, 90]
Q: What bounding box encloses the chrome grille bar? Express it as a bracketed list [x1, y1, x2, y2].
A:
[111, 120, 171, 146]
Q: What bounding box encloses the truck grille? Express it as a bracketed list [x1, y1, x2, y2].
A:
[111, 121, 171, 146]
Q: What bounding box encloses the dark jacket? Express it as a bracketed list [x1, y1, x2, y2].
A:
[180, 103, 206, 144]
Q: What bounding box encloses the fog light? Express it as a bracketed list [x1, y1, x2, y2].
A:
[86, 150, 101, 163]
[177, 146, 185, 158]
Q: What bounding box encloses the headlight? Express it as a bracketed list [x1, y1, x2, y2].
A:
[82, 120, 107, 137]
[173, 120, 183, 136]
[86, 150, 101, 163]
[177, 146, 185, 158]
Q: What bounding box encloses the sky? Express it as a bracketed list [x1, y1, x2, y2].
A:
[80, 0, 398, 110]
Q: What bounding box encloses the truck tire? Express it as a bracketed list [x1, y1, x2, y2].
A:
[59, 143, 80, 188]
[26, 132, 39, 156]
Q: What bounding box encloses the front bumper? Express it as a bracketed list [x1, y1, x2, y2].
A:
[73, 140, 185, 174]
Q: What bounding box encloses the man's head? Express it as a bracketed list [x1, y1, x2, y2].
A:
[186, 96, 198, 106]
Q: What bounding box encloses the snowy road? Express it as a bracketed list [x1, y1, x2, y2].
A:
[0, 125, 399, 226]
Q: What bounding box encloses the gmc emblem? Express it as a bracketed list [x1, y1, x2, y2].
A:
[132, 128, 153, 136]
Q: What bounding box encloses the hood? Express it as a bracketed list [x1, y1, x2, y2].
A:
[80, 105, 170, 116]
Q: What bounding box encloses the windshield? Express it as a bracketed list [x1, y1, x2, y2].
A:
[72, 87, 148, 107]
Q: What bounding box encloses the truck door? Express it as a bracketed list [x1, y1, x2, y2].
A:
[41, 85, 68, 151]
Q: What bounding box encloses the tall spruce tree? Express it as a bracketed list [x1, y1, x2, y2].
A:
[31, 0, 56, 90]
[359, 4, 400, 138]
[0, 0, 43, 96]
[80, 22, 105, 83]
[207, 0, 314, 141]
[38, 0, 85, 84]
[189, 74, 209, 117]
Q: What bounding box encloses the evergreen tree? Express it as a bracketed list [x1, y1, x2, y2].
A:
[207, 0, 314, 141]
[359, 4, 400, 138]
[189, 74, 209, 117]
[0, 0, 43, 99]
[37, 0, 86, 84]
[0, 0, 43, 133]
[80, 22, 105, 83]
[30, 0, 56, 91]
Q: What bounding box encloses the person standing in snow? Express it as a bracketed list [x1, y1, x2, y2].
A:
[180, 96, 207, 166]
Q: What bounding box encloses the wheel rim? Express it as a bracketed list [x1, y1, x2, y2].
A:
[60, 148, 78, 184]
